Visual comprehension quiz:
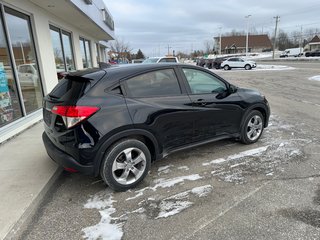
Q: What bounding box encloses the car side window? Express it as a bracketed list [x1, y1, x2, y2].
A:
[126, 69, 181, 97]
[182, 68, 227, 94]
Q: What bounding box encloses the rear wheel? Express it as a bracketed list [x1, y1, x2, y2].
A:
[224, 65, 230, 70]
[245, 64, 251, 70]
[240, 110, 264, 144]
[100, 139, 151, 191]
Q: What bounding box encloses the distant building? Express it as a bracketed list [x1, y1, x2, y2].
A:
[0, 0, 115, 143]
[214, 34, 272, 54]
[304, 35, 320, 51]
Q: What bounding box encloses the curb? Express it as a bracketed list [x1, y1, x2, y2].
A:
[3, 167, 63, 240]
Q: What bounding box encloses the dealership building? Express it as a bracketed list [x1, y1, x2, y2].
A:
[0, 0, 115, 143]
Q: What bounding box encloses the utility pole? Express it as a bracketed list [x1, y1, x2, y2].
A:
[245, 15, 251, 57]
[272, 16, 280, 60]
[219, 27, 222, 56]
[299, 25, 303, 56]
[166, 44, 172, 56]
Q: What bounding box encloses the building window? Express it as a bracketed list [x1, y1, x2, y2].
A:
[0, 6, 43, 128]
[95, 43, 101, 64]
[79, 37, 92, 68]
[50, 25, 75, 77]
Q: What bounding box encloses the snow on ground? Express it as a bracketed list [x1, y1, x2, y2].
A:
[126, 174, 202, 201]
[152, 174, 202, 189]
[138, 184, 213, 219]
[205, 115, 311, 184]
[309, 75, 320, 81]
[202, 146, 268, 166]
[82, 193, 123, 240]
[254, 64, 295, 71]
[158, 164, 174, 174]
[82, 115, 313, 238]
[177, 165, 190, 171]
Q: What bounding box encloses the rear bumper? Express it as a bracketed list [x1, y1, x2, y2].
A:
[42, 132, 94, 175]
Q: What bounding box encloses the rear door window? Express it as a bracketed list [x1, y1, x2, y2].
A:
[126, 69, 181, 97]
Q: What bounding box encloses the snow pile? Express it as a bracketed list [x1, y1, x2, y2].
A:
[308, 76, 320, 81]
[254, 65, 295, 71]
[82, 193, 123, 240]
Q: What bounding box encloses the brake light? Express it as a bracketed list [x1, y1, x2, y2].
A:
[52, 106, 99, 128]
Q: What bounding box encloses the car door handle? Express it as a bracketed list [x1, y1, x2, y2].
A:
[193, 99, 207, 106]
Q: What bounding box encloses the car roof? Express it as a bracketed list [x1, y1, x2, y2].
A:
[69, 63, 200, 82]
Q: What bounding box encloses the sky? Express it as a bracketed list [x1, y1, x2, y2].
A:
[105, 0, 320, 57]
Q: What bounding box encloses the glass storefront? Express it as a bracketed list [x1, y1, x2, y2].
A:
[79, 37, 92, 68]
[50, 25, 75, 78]
[0, 6, 42, 128]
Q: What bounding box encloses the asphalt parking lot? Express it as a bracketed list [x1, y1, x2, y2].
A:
[16, 61, 320, 240]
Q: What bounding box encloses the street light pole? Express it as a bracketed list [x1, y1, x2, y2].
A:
[245, 15, 251, 57]
[219, 27, 222, 56]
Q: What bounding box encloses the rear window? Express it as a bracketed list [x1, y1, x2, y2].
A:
[159, 58, 177, 63]
[49, 76, 89, 101]
[126, 69, 181, 97]
[49, 70, 106, 100]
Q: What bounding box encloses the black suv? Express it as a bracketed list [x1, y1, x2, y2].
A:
[43, 64, 270, 191]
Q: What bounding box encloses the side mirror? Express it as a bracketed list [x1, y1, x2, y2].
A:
[229, 84, 237, 94]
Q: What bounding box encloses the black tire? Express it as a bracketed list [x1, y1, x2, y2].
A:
[100, 138, 151, 191]
[245, 64, 251, 70]
[240, 110, 264, 144]
[224, 65, 230, 71]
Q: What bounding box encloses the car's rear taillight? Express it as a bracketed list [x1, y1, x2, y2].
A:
[51, 106, 100, 128]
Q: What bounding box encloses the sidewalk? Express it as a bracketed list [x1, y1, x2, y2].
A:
[0, 122, 60, 240]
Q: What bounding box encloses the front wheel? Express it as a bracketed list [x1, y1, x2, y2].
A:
[240, 110, 264, 144]
[100, 139, 151, 191]
[245, 64, 252, 70]
[224, 65, 230, 70]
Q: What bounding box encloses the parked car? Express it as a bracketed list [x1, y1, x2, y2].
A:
[221, 57, 256, 70]
[213, 57, 228, 69]
[42, 64, 270, 191]
[142, 56, 179, 63]
[305, 50, 320, 57]
[17, 63, 39, 88]
[196, 58, 206, 67]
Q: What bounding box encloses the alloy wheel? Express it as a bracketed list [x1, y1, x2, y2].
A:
[246, 115, 263, 141]
[111, 147, 147, 185]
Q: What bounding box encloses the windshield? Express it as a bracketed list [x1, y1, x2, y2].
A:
[142, 58, 159, 63]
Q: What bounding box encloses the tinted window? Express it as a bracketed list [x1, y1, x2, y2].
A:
[182, 68, 227, 94]
[159, 58, 177, 63]
[126, 69, 181, 97]
[49, 77, 88, 101]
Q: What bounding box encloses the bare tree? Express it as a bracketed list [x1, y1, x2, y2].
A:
[203, 40, 214, 54]
[108, 38, 133, 62]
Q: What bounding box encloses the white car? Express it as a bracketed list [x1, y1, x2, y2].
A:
[17, 64, 39, 88]
[142, 56, 179, 64]
[221, 57, 256, 70]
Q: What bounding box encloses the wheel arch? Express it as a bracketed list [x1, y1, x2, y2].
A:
[93, 129, 161, 176]
[240, 103, 269, 129]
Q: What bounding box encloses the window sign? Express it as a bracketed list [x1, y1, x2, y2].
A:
[0, 63, 13, 125]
